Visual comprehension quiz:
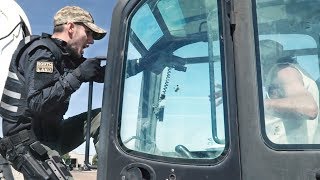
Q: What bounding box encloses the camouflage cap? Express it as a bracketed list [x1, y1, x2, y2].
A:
[54, 6, 107, 40]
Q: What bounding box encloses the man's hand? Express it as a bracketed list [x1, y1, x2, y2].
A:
[72, 59, 104, 83]
[93, 65, 106, 83]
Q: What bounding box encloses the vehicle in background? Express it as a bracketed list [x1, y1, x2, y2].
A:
[0, 0, 31, 100]
[0, 1, 31, 179]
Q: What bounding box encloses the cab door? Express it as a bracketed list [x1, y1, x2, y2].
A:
[98, 0, 240, 179]
[234, 0, 320, 179]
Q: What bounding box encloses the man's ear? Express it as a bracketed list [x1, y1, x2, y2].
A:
[66, 22, 75, 37]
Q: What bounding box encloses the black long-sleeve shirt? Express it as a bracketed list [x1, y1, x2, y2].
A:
[3, 37, 82, 141]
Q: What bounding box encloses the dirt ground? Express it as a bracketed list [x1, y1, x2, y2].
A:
[71, 170, 97, 180]
[12, 168, 97, 180]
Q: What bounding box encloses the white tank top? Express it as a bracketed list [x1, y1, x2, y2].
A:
[265, 64, 319, 144]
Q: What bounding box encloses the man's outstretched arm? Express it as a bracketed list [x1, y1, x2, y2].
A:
[264, 66, 318, 120]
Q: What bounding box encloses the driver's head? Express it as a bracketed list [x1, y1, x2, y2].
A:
[259, 39, 285, 77]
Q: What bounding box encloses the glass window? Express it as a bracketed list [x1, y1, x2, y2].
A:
[120, 0, 226, 161]
[255, 0, 320, 145]
[131, 4, 163, 49]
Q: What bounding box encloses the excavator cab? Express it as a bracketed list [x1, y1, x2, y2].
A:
[98, 0, 238, 179]
[98, 0, 320, 179]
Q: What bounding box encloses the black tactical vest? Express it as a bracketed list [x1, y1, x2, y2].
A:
[0, 34, 62, 122]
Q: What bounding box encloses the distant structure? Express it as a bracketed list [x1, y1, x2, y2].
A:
[69, 152, 94, 170]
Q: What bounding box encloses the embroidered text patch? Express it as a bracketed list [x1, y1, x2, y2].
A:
[36, 61, 53, 73]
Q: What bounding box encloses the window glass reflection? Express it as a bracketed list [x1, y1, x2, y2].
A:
[120, 0, 226, 160]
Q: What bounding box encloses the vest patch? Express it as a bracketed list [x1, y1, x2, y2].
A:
[36, 61, 53, 73]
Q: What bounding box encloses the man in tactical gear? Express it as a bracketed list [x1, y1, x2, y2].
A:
[0, 6, 106, 179]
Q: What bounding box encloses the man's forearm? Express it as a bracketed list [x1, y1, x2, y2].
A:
[264, 95, 318, 120]
[27, 74, 80, 115]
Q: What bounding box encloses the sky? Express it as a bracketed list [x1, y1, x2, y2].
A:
[15, 0, 117, 155]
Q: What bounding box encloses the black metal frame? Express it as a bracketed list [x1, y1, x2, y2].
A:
[98, 0, 240, 179]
